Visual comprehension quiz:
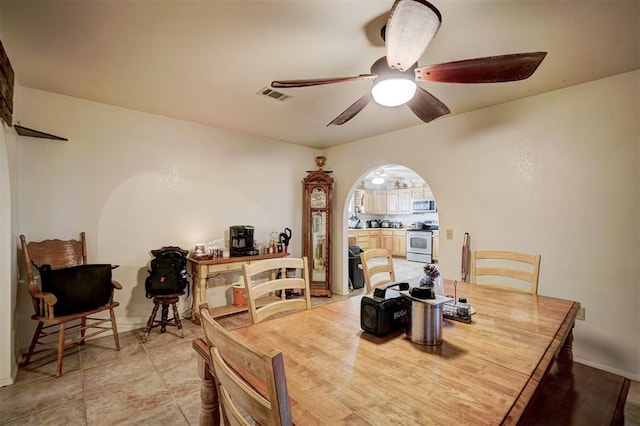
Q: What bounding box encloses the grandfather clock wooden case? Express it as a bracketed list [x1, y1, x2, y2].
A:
[303, 158, 333, 297]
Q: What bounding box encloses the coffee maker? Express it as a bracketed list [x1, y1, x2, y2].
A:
[230, 226, 258, 256]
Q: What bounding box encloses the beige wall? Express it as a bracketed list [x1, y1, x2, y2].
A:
[11, 87, 317, 353]
[2, 72, 638, 384]
[327, 71, 639, 380]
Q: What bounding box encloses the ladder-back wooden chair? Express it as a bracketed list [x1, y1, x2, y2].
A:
[242, 257, 311, 324]
[20, 232, 121, 377]
[360, 248, 396, 293]
[199, 305, 293, 425]
[471, 250, 541, 295]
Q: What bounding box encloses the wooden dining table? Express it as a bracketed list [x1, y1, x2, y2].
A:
[193, 278, 579, 425]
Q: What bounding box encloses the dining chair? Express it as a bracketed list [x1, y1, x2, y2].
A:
[470, 250, 541, 294]
[360, 248, 396, 293]
[199, 305, 293, 425]
[19, 232, 121, 377]
[242, 256, 312, 324]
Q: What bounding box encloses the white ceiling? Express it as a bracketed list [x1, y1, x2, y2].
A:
[1, 1, 638, 149]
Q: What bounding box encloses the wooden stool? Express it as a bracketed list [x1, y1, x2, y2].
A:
[142, 295, 184, 342]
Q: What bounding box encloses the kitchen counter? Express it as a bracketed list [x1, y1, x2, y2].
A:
[347, 226, 406, 230]
[347, 228, 406, 256]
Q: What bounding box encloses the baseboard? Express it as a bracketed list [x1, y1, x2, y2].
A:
[574, 356, 640, 382]
[115, 317, 146, 333]
[0, 362, 17, 387]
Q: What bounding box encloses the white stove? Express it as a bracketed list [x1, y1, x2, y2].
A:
[406, 220, 438, 263]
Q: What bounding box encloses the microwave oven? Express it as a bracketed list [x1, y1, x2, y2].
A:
[411, 198, 437, 213]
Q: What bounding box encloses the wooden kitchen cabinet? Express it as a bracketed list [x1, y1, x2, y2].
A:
[377, 229, 407, 257]
[388, 188, 413, 214]
[381, 230, 393, 252]
[371, 190, 387, 214]
[432, 230, 439, 262]
[393, 229, 406, 257]
[411, 187, 426, 200]
[386, 190, 399, 214]
[368, 230, 381, 249]
[399, 189, 412, 214]
[354, 229, 382, 250]
[364, 191, 373, 214]
[361, 188, 434, 215]
[356, 230, 369, 250]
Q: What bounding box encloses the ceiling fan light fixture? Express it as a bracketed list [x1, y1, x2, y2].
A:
[371, 78, 417, 107]
[372, 168, 386, 185]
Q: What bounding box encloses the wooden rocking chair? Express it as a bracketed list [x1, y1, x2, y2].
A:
[19, 232, 121, 377]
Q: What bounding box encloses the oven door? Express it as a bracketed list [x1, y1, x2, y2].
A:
[406, 231, 432, 263]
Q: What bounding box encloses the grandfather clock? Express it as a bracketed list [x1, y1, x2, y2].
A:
[303, 156, 333, 297]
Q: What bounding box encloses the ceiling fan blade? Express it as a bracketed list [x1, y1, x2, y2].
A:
[385, 0, 442, 72]
[414, 52, 547, 83]
[327, 92, 373, 126]
[272, 74, 376, 88]
[407, 86, 450, 123]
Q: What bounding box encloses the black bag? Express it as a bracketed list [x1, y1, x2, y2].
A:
[145, 247, 188, 298]
[39, 264, 114, 316]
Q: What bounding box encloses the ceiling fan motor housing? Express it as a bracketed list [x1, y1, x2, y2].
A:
[371, 57, 417, 81]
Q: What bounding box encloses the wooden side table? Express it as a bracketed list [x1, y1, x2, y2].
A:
[188, 252, 289, 324]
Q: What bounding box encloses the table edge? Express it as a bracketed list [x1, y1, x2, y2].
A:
[502, 301, 580, 425]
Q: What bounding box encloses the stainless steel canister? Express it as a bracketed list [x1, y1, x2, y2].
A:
[407, 298, 444, 346]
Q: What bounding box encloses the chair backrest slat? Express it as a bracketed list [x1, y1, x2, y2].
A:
[360, 248, 396, 293]
[22, 232, 87, 270]
[242, 257, 311, 324]
[471, 250, 541, 295]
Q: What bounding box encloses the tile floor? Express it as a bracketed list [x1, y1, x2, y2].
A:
[1, 259, 638, 425]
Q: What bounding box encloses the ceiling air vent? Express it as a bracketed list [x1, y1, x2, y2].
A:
[258, 87, 292, 102]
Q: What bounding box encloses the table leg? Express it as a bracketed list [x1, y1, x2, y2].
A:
[557, 325, 575, 376]
[197, 357, 220, 426]
[558, 326, 574, 362]
[191, 265, 207, 325]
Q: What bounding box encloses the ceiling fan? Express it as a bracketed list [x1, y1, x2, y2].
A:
[271, 0, 546, 126]
[371, 168, 387, 184]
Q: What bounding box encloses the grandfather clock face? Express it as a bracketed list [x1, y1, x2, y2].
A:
[310, 187, 327, 208]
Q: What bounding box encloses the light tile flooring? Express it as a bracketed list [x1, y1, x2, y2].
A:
[1, 259, 638, 425]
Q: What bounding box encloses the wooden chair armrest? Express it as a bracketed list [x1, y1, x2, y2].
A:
[33, 291, 58, 306]
[111, 280, 123, 290]
[32, 291, 58, 318]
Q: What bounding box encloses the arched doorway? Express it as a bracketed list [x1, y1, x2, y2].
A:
[342, 164, 440, 295]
